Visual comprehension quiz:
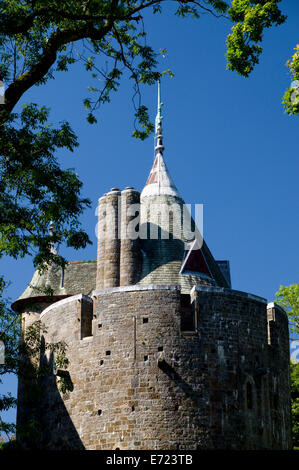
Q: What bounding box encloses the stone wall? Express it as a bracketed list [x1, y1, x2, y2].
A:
[190, 286, 291, 449]
[19, 285, 291, 450]
[267, 303, 292, 449]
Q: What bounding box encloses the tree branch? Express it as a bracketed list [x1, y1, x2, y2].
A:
[1, 5, 141, 36]
[0, 0, 228, 122]
[2, 22, 114, 118]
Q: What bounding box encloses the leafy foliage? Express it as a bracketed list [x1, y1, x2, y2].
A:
[226, 0, 286, 77]
[0, 103, 91, 269]
[275, 284, 299, 336]
[0, 435, 23, 450]
[0, 1, 286, 135]
[290, 361, 299, 450]
[283, 44, 299, 116]
[0, 276, 71, 444]
[275, 284, 299, 449]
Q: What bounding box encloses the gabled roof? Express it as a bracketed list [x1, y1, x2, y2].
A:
[179, 237, 230, 288]
[180, 239, 212, 278]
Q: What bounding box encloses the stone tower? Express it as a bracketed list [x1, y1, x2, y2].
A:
[13, 83, 292, 450]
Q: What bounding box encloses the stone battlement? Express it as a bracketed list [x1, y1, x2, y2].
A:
[16, 284, 291, 450]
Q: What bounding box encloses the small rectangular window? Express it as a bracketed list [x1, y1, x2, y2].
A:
[80, 299, 93, 339]
[180, 294, 196, 332]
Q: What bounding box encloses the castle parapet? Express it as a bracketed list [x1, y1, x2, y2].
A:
[266, 302, 291, 449]
[267, 302, 289, 349]
[41, 294, 94, 341]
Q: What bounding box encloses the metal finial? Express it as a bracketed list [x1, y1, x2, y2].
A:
[155, 79, 163, 134]
[154, 79, 164, 160]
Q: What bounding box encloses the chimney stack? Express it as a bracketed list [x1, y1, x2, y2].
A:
[96, 187, 142, 289]
[120, 188, 141, 286]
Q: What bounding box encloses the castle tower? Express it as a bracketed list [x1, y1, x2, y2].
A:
[138, 80, 228, 291]
[14, 81, 292, 450]
[139, 92, 186, 285]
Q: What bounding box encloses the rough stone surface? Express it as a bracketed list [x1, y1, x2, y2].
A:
[96, 195, 106, 290]
[17, 287, 291, 450]
[120, 189, 142, 286]
[103, 190, 121, 288]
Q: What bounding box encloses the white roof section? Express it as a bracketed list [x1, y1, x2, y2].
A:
[141, 152, 180, 198]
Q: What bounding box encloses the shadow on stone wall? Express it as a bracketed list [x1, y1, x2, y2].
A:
[18, 335, 84, 450]
[158, 358, 201, 405]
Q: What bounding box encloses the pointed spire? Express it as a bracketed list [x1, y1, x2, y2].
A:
[141, 80, 180, 199]
[155, 79, 163, 133]
[154, 79, 164, 157]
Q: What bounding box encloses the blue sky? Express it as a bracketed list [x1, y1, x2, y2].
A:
[1, 1, 298, 429]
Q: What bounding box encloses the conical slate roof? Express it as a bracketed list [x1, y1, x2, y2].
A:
[138, 82, 229, 290]
[141, 152, 180, 198]
[138, 158, 228, 289]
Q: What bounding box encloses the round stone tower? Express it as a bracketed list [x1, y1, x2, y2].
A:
[15, 82, 292, 450]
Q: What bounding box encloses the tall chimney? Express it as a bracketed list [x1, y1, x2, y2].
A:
[103, 188, 121, 288]
[96, 194, 107, 290]
[120, 188, 142, 286]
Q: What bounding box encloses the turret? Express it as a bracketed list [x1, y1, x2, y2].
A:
[139, 80, 228, 290]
